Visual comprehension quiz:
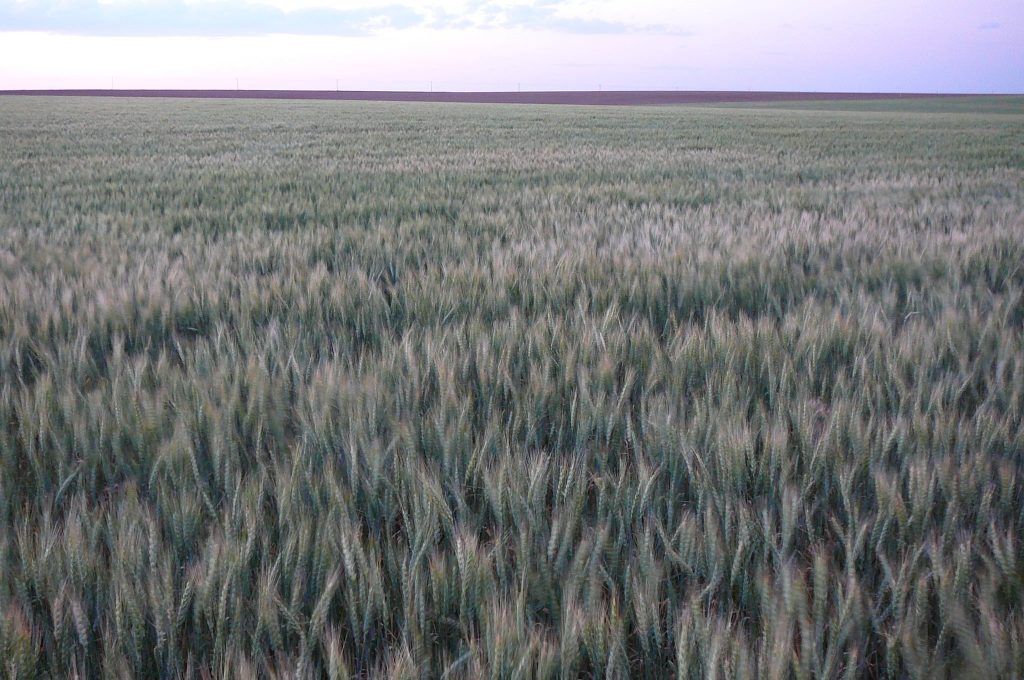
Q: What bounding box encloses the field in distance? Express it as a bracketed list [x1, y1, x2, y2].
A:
[0, 88, 1005, 108]
[1, 96, 1022, 677]
[711, 94, 1024, 115]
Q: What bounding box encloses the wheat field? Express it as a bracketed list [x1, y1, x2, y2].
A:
[1, 96, 1023, 677]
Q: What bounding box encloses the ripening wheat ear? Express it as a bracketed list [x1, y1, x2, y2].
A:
[2, 604, 41, 680]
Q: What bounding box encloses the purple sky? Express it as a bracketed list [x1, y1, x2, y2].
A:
[0, 0, 1021, 92]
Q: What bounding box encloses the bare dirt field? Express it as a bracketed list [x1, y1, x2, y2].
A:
[0, 88, 976, 106]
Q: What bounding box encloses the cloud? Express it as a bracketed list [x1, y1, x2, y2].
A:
[0, 0, 423, 36]
[0, 0, 691, 37]
[432, 0, 689, 35]
[551, 61, 694, 72]
[978, 21, 1000, 31]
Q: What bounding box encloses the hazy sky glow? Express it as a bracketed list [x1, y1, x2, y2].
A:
[1, 0, 1021, 91]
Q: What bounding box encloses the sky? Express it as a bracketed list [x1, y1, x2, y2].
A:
[0, 0, 1021, 92]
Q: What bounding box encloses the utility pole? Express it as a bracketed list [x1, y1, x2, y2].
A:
[336, 79, 339, 92]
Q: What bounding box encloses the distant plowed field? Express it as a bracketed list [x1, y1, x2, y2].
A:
[1, 96, 1023, 677]
[0, 88, 980, 106]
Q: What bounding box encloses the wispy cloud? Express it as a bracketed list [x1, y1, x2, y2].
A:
[431, 0, 689, 35]
[0, 0, 691, 37]
[0, 0, 422, 36]
[978, 21, 1001, 31]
